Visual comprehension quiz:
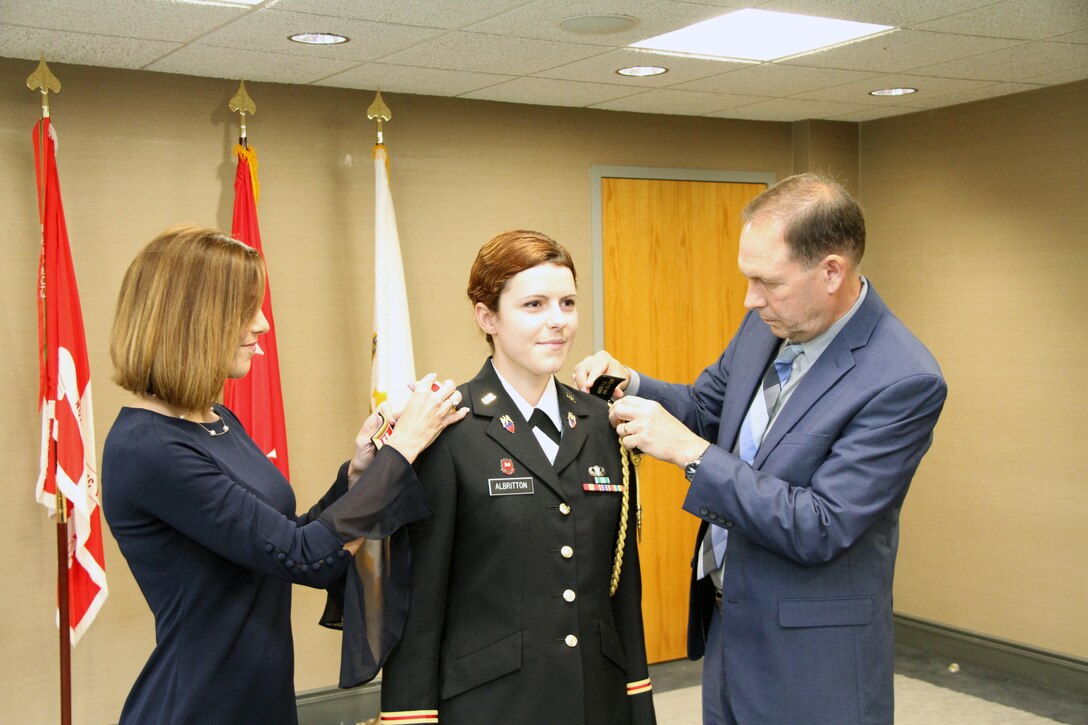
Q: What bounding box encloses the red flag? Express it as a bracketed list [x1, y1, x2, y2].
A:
[223, 144, 291, 480]
[34, 117, 108, 643]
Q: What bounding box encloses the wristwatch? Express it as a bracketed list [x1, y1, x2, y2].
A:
[683, 455, 703, 482]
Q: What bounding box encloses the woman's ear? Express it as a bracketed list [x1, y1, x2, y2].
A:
[474, 302, 497, 335]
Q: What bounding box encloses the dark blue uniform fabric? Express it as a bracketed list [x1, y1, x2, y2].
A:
[103, 405, 427, 725]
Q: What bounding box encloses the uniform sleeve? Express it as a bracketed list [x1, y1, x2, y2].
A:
[610, 461, 657, 724]
[380, 435, 458, 723]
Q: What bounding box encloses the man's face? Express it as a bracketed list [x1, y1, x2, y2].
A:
[737, 219, 836, 343]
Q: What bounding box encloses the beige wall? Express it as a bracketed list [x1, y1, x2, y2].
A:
[3, 55, 1084, 722]
[860, 80, 1088, 658]
[0, 57, 793, 723]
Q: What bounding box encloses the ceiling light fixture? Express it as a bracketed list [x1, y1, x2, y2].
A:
[617, 66, 668, 77]
[559, 15, 639, 34]
[288, 32, 349, 45]
[869, 87, 918, 97]
[629, 9, 893, 62]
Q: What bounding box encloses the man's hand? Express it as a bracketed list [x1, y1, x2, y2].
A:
[572, 350, 630, 397]
[609, 395, 709, 469]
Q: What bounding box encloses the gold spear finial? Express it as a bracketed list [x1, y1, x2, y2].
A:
[367, 89, 391, 145]
[229, 80, 257, 147]
[27, 55, 61, 119]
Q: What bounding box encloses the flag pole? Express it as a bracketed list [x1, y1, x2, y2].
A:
[367, 89, 391, 145]
[229, 80, 256, 149]
[28, 55, 72, 725]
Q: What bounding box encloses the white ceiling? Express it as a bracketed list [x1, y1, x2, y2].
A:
[3, 0, 1087, 122]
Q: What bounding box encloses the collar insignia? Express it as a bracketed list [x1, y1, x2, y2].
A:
[567, 411, 577, 429]
[500, 414, 516, 434]
[481, 392, 497, 405]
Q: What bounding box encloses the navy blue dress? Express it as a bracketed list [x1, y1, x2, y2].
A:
[103, 405, 427, 725]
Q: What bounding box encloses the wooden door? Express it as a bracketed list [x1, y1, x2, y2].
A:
[602, 177, 765, 663]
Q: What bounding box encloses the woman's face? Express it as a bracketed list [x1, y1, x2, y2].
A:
[228, 308, 269, 379]
[476, 263, 578, 388]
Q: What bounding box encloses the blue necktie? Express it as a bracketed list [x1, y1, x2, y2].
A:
[698, 344, 802, 580]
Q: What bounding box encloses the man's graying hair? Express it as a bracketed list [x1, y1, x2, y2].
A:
[742, 173, 865, 268]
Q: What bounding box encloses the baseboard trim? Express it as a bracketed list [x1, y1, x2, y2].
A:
[296, 681, 380, 725]
[894, 613, 1088, 695]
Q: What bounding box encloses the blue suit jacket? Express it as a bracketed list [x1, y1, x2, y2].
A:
[638, 285, 946, 725]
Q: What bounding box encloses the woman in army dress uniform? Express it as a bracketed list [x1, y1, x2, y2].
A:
[380, 230, 656, 724]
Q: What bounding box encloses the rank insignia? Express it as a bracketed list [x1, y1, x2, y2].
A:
[588, 465, 606, 477]
[500, 458, 515, 475]
[567, 411, 577, 429]
[565, 390, 576, 402]
[500, 414, 516, 434]
[481, 392, 497, 405]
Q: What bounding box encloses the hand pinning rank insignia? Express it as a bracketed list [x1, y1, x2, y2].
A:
[500, 414, 516, 434]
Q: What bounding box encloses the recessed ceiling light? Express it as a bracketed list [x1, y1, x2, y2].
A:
[869, 87, 918, 97]
[559, 15, 639, 34]
[629, 9, 894, 62]
[617, 66, 668, 77]
[288, 32, 349, 45]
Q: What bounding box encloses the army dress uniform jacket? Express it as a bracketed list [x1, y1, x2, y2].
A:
[380, 361, 656, 725]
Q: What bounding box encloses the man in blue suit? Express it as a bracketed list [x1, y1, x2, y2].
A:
[574, 174, 946, 725]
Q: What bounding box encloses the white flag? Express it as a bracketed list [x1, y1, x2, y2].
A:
[371, 143, 416, 412]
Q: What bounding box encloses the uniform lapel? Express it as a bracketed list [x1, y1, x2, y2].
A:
[467, 361, 563, 496]
[553, 383, 589, 476]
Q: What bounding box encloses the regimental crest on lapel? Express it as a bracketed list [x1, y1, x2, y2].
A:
[566, 411, 577, 429]
[500, 458, 515, 475]
[500, 414, 516, 434]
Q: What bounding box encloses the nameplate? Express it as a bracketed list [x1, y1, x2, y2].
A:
[489, 477, 535, 496]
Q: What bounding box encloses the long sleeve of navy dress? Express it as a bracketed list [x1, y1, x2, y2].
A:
[102, 405, 429, 725]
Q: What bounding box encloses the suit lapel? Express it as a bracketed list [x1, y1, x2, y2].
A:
[719, 318, 780, 450]
[753, 285, 886, 466]
[467, 362, 562, 496]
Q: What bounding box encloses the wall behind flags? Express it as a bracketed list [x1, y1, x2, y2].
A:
[0, 55, 1085, 722]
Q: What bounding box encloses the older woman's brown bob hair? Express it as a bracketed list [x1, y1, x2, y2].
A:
[110, 226, 265, 413]
[467, 229, 576, 348]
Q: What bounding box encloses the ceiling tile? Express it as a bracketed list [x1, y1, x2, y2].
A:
[317, 62, 514, 96]
[753, 0, 1003, 27]
[915, 0, 1088, 41]
[791, 73, 996, 104]
[377, 30, 605, 75]
[195, 8, 443, 62]
[0, 0, 245, 41]
[675, 62, 879, 96]
[145, 44, 357, 85]
[590, 87, 762, 115]
[535, 48, 745, 86]
[779, 29, 1022, 73]
[465, 0, 727, 46]
[459, 76, 640, 107]
[901, 81, 1050, 109]
[0, 24, 181, 69]
[707, 97, 889, 122]
[1053, 29, 1088, 45]
[912, 41, 1088, 82]
[268, 0, 532, 30]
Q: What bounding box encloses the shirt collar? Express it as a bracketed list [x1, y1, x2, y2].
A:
[490, 361, 561, 429]
[789, 276, 868, 362]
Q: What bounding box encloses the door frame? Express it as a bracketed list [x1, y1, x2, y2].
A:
[589, 166, 777, 349]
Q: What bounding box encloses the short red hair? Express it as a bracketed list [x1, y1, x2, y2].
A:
[467, 230, 576, 348]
